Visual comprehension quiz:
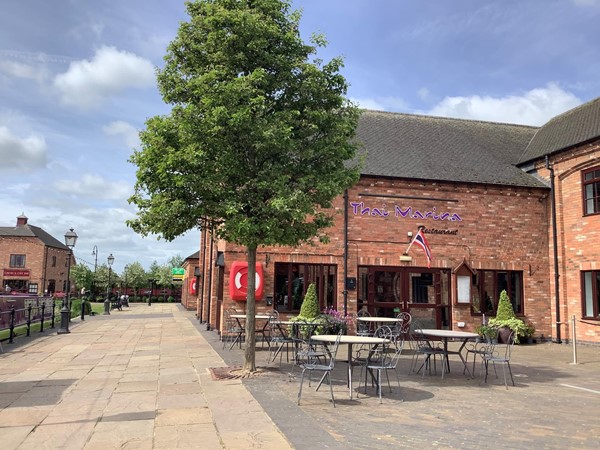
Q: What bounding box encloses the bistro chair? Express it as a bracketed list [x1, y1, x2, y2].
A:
[410, 323, 446, 378]
[267, 311, 295, 364]
[355, 308, 372, 337]
[222, 308, 245, 350]
[391, 312, 412, 342]
[358, 335, 405, 403]
[464, 327, 498, 377]
[297, 332, 342, 408]
[482, 330, 516, 389]
[354, 325, 393, 367]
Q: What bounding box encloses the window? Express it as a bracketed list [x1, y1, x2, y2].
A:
[52, 256, 57, 267]
[582, 271, 600, 319]
[273, 263, 337, 313]
[472, 270, 523, 315]
[583, 167, 600, 215]
[28, 283, 38, 294]
[10, 254, 26, 268]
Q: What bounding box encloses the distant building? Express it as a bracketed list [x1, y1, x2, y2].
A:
[182, 251, 200, 311]
[0, 214, 74, 295]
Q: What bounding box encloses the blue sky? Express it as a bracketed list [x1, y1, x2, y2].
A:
[1, 0, 599, 273]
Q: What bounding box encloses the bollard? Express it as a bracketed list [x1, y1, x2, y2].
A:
[26, 305, 32, 337]
[104, 296, 111, 315]
[9, 307, 15, 344]
[570, 314, 577, 365]
[40, 302, 45, 333]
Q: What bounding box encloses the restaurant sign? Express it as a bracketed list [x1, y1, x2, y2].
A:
[3, 269, 30, 277]
[350, 201, 462, 222]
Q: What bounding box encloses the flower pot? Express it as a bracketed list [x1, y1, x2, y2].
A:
[497, 326, 512, 344]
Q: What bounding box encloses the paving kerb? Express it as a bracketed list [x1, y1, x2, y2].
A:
[0, 303, 293, 450]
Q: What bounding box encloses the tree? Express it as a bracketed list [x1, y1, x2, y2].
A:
[122, 262, 147, 297]
[71, 263, 93, 294]
[128, 0, 360, 372]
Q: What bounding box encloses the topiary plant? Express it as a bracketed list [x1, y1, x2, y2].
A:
[489, 289, 525, 343]
[299, 283, 320, 319]
[495, 290, 516, 321]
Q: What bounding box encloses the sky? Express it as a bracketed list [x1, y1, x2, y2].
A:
[1, 0, 600, 274]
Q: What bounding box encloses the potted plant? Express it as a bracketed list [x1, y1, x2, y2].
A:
[290, 283, 324, 337]
[488, 290, 527, 343]
[474, 324, 498, 343]
[524, 322, 536, 344]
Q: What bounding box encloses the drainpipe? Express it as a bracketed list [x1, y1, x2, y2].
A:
[343, 190, 349, 316]
[546, 155, 562, 344]
[199, 221, 207, 323]
[206, 224, 214, 331]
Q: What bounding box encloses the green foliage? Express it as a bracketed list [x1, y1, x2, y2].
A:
[475, 324, 498, 341]
[495, 290, 516, 321]
[127, 0, 361, 371]
[299, 283, 320, 319]
[487, 317, 527, 343]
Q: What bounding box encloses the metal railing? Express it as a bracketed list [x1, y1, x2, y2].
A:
[0, 296, 57, 344]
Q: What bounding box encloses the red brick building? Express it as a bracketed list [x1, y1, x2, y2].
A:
[193, 98, 599, 344]
[0, 214, 74, 296]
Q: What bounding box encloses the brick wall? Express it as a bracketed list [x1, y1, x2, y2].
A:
[212, 177, 552, 337]
[535, 138, 600, 343]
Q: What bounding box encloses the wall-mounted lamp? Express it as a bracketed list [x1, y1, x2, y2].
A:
[407, 231, 413, 238]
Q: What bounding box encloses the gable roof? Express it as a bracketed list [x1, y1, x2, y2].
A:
[518, 96, 600, 164]
[0, 224, 68, 249]
[356, 110, 545, 188]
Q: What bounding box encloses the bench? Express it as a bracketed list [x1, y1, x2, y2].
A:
[110, 299, 122, 311]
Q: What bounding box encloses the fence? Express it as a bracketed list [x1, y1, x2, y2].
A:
[0, 295, 57, 344]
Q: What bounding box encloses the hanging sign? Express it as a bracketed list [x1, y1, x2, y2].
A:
[229, 261, 264, 301]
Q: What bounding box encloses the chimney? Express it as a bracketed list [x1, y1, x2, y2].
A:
[16, 213, 28, 227]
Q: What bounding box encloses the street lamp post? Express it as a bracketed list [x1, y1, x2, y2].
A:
[92, 245, 98, 300]
[103, 253, 114, 315]
[148, 279, 154, 306]
[58, 228, 78, 334]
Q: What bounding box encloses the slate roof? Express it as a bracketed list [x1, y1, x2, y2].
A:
[0, 224, 68, 250]
[518, 96, 600, 164]
[356, 110, 546, 188]
[185, 251, 200, 260]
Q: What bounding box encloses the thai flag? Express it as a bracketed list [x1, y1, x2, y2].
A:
[409, 229, 432, 268]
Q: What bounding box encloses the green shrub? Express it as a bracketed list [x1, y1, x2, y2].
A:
[299, 283, 319, 319]
[495, 290, 516, 320]
[168, 296, 174, 303]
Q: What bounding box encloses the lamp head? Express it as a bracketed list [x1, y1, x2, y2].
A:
[64, 228, 78, 248]
[107, 253, 115, 267]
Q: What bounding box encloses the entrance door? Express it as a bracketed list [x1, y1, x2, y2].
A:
[365, 267, 451, 329]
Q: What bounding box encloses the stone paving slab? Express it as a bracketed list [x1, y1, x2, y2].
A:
[0, 304, 292, 449]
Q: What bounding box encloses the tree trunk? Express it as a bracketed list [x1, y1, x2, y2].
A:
[243, 246, 257, 372]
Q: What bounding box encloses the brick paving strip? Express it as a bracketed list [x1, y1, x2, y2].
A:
[0, 304, 293, 450]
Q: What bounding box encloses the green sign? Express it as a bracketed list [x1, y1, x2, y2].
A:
[172, 268, 185, 276]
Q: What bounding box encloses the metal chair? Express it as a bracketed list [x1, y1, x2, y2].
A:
[355, 308, 372, 337]
[391, 312, 412, 342]
[267, 311, 295, 364]
[482, 330, 516, 389]
[358, 335, 405, 403]
[464, 327, 498, 377]
[410, 324, 446, 378]
[222, 308, 244, 350]
[297, 332, 342, 408]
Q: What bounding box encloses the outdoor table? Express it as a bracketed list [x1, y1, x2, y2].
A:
[416, 329, 479, 378]
[310, 334, 390, 400]
[230, 314, 272, 344]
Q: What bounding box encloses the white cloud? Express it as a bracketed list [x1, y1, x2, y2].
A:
[350, 96, 409, 112]
[426, 83, 582, 126]
[53, 46, 156, 108]
[0, 126, 48, 171]
[53, 174, 131, 200]
[103, 120, 140, 149]
[0, 60, 47, 83]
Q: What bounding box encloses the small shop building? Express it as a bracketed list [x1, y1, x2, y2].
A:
[193, 97, 600, 344]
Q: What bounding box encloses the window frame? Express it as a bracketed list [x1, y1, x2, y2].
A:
[9, 254, 26, 268]
[582, 166, 600, 216]
[273, 262, 337, 313]
[471, 269, 524, 316]
[581, 271, 600, 320]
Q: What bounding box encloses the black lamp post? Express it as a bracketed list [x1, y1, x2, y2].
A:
[103, 253, 114, 315]
[92, 245, 98, 300]
[194, 266, 202, 322]
[58, 228, 77, 334]
[148, 279, 155, 306]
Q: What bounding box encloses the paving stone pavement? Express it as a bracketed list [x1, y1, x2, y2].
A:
[1, 304, 599, 449]
[0, 304, 292, 450]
